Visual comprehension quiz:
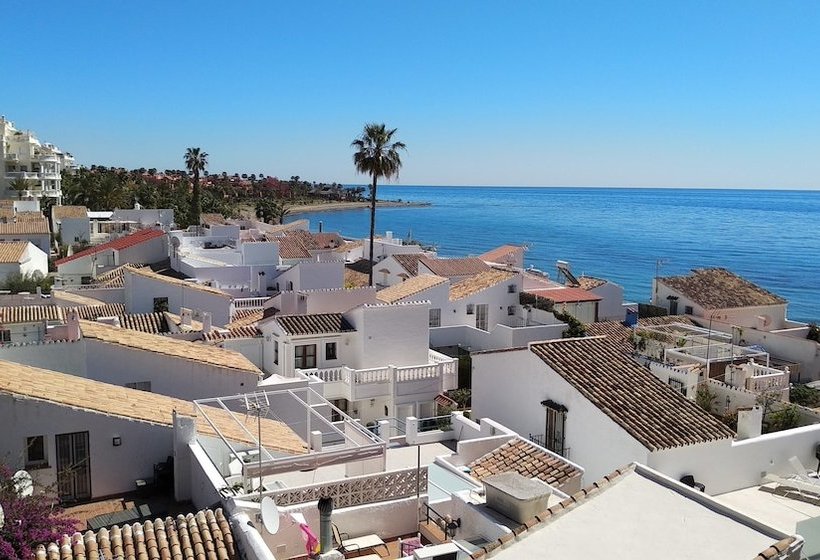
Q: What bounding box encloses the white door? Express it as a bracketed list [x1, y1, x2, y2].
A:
[475, 304, 489, 331]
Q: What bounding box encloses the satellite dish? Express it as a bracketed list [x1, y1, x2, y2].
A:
[13, 470, 33, 497]
[260, 496, 280, 534]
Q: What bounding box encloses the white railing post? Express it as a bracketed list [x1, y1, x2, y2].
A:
[406, 416, 419, 444]
[310, 430, 323, 451]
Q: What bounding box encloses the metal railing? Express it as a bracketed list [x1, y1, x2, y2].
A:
[418, 415, 452, 433]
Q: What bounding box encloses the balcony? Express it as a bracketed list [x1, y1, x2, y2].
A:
[5, 171, 40, 180]
[300, 350, 458, 402]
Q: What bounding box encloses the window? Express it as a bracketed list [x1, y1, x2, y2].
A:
[274, 340, 279, 365]
[153, 297, 169, 313]
[507, 305, 516, 316]
[466, 304, 475, 315]
[125, 381, 152, 392]
[684, 305, 693, 315]
[508, 284, 517, 294]
[81, 276, 92, 285]
[286, 281, 293, 291]
[26, 435, 47, 468]
[668, 378, 687, 396]
[0, 329, 10, 343]
[429, 308, 441, 328]
[542, 399, 567, 456]
[294, 344, 316, 369]
[326, 342, 337, 360]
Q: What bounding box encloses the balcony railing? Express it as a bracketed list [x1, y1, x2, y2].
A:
[232, 297, 268, 310]
[747, 371, 789, 392]
[5, 171, 40, 180]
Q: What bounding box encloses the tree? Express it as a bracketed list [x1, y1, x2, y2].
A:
[0, 464, 77, 560]
[255, 198, 290, 225]
[184, 147, 208, 226]
[8, 177, 31, 200]
[351, 123, 406, 286]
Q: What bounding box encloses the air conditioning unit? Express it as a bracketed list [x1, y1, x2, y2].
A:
[414, 543, 459, 560]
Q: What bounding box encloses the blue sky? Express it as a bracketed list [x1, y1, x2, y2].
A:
[2, 1, 819, 188]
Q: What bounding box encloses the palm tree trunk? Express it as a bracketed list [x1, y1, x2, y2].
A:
[191, 170, 201, 226]
[368, 173, 378, 287]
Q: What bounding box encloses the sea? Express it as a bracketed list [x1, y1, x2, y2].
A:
[286, 186, 820, 323]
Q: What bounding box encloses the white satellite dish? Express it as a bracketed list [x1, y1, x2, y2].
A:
[13, 470, 33, 497]
[260, 496, 280, 534]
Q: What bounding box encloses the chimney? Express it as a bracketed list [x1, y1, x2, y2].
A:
[180, 307, 192, 327]
[66, 310, 81, 342]
[317, 497, 333, 553]
[737, 406, 763, 440]
[202, 312, 212, 334]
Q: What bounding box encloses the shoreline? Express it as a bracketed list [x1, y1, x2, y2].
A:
[288, 200, 431, 215]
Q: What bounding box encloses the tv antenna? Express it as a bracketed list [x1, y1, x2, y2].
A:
[243, 392, 270, 504]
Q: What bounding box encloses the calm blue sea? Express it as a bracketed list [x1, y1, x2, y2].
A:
[286, 186, 820, 323]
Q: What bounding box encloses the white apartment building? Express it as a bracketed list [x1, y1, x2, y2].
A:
[1, 116, 75, 202]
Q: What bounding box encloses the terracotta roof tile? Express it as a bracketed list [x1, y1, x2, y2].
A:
[74, 303, 128, 320]
[468, 438, 581, 490]
[419, 257, 491, 278]
[276, 313, 355, 336]
[377, 275, 448, 303]
[14, 211, 47, 222]
[52, 205, 89, 219]
[0, 361, 304, 454]
[449, 269, 518, 301]
[479, 245, 523, 264]
[530, 337, 734, 451]
[80, 319, 261, 374]
[115, 312, 170, 334]
[0, 217, 50, 235]
[202, 325, 262, 342]
[229, 308, 264, 328]
[753, 536, 798, 560]
[0, 241, 29, 263]
[56, 229, 165, 265]
[392, 253, 425, 275]
[527, 286, 602, 303]
[88, 263, 145, 288]
[36, 508, 236, 560]
[0, 305, 64, 324]
[659, 267, 786, 309]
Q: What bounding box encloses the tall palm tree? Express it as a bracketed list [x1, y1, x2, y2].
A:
[184, 147, 208, 226]
[351, 123, 406, 286]
[8, 177, 31, 200]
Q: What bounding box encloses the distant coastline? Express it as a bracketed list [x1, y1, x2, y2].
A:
[288, 200, 431, 215]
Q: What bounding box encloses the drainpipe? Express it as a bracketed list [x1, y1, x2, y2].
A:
[318, 497, 333, 553]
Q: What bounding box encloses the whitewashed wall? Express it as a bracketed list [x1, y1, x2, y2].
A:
[347, 303, 430, 368]
[591, 282, 625, 321]
[472, 349, 651, 483]
[0, 340, 86, 374]
[430, 323, 565, 352]
[0, 396, 173, 498]
[84, 340, 259, 400]
[125, 270, 233, 326]
[59, 217, 90, 244]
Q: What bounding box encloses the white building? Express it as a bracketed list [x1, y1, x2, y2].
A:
[0, 360, 301, 501]
[259, 303, 457, 424]
[577, 275, 625, 321]
[0, 214, 51, 254]
[1, 116, 74, 202]
[51, 205, 90, 244]
[56, 228, 169, 285]
[472, 336, 735, 483]
[0, 241, 48, 283]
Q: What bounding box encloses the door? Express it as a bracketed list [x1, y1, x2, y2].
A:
[56, 431, 91, 501]
[475, 304, 489, 331]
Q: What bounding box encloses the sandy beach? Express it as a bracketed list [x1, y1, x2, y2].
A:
[288, 200, 431, 215]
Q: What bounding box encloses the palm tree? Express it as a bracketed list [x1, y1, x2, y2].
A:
[8, 177, 31, 200]
[351, 123, 406, 286]
[184, 147, 208, 226]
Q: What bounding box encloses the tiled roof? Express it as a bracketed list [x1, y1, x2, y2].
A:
[74, 303, 128, 320]
[36, 509, 236, 560]
[530, 337, 734, 451]
[275, 230, 317, 259]
[392, 253, 425, 275]
[313, 232, 344, 249]
[52, 205, 89, 219]
[344, 266, 370, 288]
[449, 269, 517, 301]
[468, 438, 581, 490]
[56, 228, 166, 265]
[276, 313, 355, 336]
[201, 212, 229, 225]
[479, 245, 522, 264]
[229, 308, 264, 327]
[0, 305, 64, 324]
[52, 289, 112, 307]
[0, 241, 28, 263]
[127, 266, 231, 298]
[88, 263, 145, 288]
[527, 286, 602, 303]
[202, 325, 262, 342]
[577, 276, 607, 290]
[0, 361, 304, 454]
[80, 320, 262, 374]
[14, 211, 47, 222]
[0, 218, 50, 235]
[0, 208, 13, 221]
[377, 275, 448, 303]
[419, 256, 491, 277]
[659, 267, 787, 309]
[116, 313, 170, 334]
